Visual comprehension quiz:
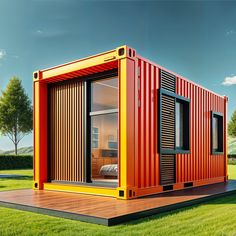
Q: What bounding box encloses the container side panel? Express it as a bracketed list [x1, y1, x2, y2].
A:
[136, 58, 160, 188]
[135, 55, 226, 197]
[155, 67, 160, 186]
[176, 77, 226, 183]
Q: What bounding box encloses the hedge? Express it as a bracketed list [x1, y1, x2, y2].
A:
[228, 154, 236, 159]
[0, 154, 234, 170]
[0, 155, 33, 170]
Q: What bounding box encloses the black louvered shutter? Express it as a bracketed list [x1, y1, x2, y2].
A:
[160, 70, 176, 93]
[160, 154, 176, 185]
[161, 94, 175, 149]
[160, 69, 176, 185]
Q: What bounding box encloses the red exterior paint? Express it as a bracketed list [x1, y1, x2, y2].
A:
[135, 58, 160, 189]
[34, 45, 227, 198]
[41, 60, 118, 84]
[128, 54, 227, 196]
[124, 58, 136, 188]
[33, 81, 48, 189]
[175, 77, 225, 183]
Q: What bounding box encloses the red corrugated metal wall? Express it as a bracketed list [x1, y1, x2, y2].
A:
[135, 56, 226, 189]
[136, 58, 160, 188]
[176, 77, 225, 182]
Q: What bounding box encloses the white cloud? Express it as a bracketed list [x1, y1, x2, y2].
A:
[34, 29, 67, 38]
[0, 49, 6, 59]
[226, 30, 235, 36]
[36, 29, 43, 34]
[222, 75, 236, 86]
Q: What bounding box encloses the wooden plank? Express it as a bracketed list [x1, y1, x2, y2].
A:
[0, 181, 236, 226]
[49, 81, 84, 182]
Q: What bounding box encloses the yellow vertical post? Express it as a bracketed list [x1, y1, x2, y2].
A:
[120, 58, 128, 189]
[117, 46, 136, 199]
[33, 77, 48, 190]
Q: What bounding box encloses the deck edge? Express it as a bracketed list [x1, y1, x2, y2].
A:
[0, 201, 109, 226]
[108, 186, 236, 226]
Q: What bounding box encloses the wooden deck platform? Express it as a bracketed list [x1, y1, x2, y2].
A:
[0, 180, 236, 226]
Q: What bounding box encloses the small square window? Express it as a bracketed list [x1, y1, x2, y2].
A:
[211, 112, 223, 154]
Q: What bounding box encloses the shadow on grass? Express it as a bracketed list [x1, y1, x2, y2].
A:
[0, 175, 33, 191]
[0, 176, 33, 181]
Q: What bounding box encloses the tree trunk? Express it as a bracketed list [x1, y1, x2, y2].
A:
[15, 143, 17, 155]
[14, 126, 18, 155]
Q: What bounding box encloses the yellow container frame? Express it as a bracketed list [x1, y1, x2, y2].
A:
[33, 45, 136, 199]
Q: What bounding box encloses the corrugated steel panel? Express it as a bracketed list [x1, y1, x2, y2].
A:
[44, 61, 118, 83]
[136, 58, 160, 188]
[136, 56, 226, 190]
[176, 77, 225, 183]
[49, 80, 84, 182]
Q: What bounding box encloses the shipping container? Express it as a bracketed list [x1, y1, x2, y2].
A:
[33, 45, 228, 199]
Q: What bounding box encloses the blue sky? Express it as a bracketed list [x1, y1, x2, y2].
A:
[0, 0, 236, 150]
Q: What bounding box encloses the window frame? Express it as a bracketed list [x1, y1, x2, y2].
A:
[175, 98, 190, 151]
[211, 111, 224, 155]
[88, 74, 119, 186]
[84, 69, 118, 184]
[159, 88, 190, 154]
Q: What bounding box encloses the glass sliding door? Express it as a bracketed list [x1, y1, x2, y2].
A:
[90, 77, 118, 183]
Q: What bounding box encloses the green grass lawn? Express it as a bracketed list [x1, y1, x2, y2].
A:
[0, 166, 235, 236]
[0, 169, 33, 191]
[228, 164, 236, 180]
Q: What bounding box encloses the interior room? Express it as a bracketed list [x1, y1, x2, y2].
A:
[90, 76, 118, 183]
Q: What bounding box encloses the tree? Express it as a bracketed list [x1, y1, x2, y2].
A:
[228, 110, 236, 137]
[0, 77, 32, 155]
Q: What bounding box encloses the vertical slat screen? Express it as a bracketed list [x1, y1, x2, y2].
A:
[161, 94, 175, 149]
[160, 70, 176, 93]
[160, 154, 175, 185]
[50, 81, 84, 182]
